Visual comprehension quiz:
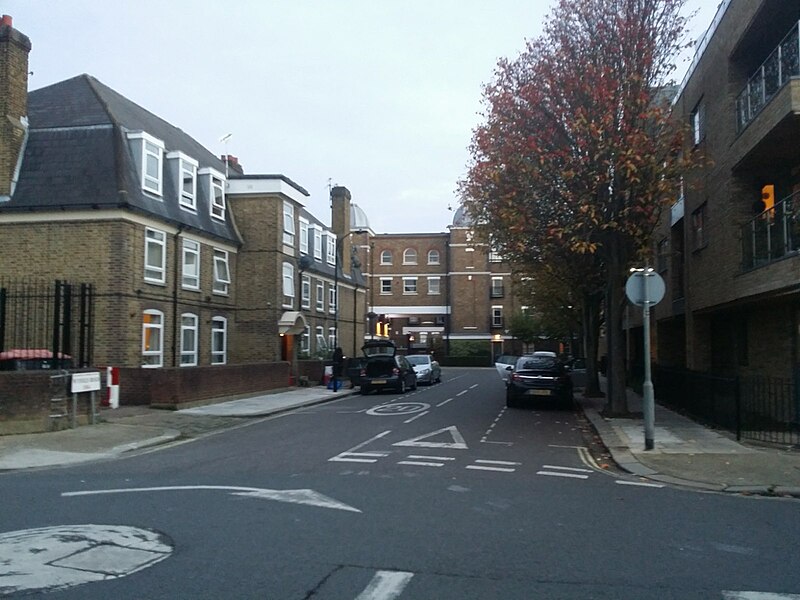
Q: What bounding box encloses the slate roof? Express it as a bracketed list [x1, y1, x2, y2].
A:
[2, 74, 240, 245]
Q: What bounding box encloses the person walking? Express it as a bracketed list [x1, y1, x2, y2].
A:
[332, 347, 344, 391]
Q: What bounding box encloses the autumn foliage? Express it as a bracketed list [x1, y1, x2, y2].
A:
[460, 0, 693, 413]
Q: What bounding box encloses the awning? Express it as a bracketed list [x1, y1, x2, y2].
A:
[277, 311, 308, 336]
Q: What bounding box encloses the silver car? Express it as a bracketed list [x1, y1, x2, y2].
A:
[406, 354, 441, 385]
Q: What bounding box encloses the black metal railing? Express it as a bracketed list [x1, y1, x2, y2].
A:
[736, 20, 800, 132]
[654, 366, 799, 447]
[741, 191, 800, 269]
[0, 279, 94, 369]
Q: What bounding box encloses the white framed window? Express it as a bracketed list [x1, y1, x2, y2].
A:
[488, 248, 502, 262]
[403, 277, 417, 294]
[403, 248, 417, 265]
[180, 313, 198, 366]
[328, 327, 336, 350]
[380, 250, 392, 265]
[380, 277, 392, 295]
[180, 158, 197, 210]
[313, 227, 323, 261]
[211, 316, 227, 364]
[328, 284, 337, 314]
[427, 277, 441, 295]
[316, 281, 325, 311]
[200, 168, 226, 221]
[128, 132, 165, 196]
[283, 201, 295, 247]
[182, 239, 200, 290]
[282, 262, 295, 307]
[301, 274, 311, 309]
[213, 249, 231, 295]
[299, 218, 309, 254]
[142, 309, 164, 368]
[492, 306, 504, 328]
[326, 233, 336, 265]
[315, 326, 327, 354]
[427, 249, 440, 265]
[491, 277, 504, 298]
[144, 228, 166, 284]
[301, 326, 310, 355]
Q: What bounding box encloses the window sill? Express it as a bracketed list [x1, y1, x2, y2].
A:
[144, 279, 166, 286]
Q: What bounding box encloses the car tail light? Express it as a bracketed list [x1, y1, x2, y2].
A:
[392, 367, 400, 376]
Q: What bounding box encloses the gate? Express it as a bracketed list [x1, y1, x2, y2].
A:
[0, 279, 94, 369]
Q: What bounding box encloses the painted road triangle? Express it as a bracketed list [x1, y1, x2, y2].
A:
[392, 426, 468, 450]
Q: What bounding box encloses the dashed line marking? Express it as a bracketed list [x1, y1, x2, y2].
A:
[355, 570, 414, 600]
[330, 457, 378, 463]
[456, 390, 468, 397]
[436, 398, 454, 407]
[466, 465, 516, 473]
[536, 471, 589, 480]
[407, 455, 455, 461]
[616, 480, 664, 488]
[475, 459, 520, 466]
[542, 465, 593, 473]
[397, 461, 444, 468]
[469, 384, 479, 389]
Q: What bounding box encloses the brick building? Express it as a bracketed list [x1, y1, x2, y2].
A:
[0, 16, 365, 399]
[649, 0, 800, 380]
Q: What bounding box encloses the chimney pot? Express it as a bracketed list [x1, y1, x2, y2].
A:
[1, 15, 12, 27]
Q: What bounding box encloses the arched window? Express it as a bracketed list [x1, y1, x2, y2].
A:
[211, 317, 227, 365]
[180, 313, 198, 366]
[427, 249, 440, 265]
[142, 309, 164, 368]
[403, 248, 417, 265]
[380, 250, 393, 265]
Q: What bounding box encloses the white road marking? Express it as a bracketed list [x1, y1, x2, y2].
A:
[355, 570, 414, 600]
[330, 457, 378, 463]
[346, 452, 388, 458]
[397, 461, 444, 467]
[436, 398, 454, 407]
[0, 524, 172, 595]
[403, 410, 429, 424]
[466, 465, 516, 473]
[469, 384, 479, 389]
[366, 403, 430, 416]
[475, 459, 520, 466]
[616, 480, 664, 488]
[407, 455, 455, 461]
[722, 593, 800, 599]
[542, 465, 593, 473]
[63, 485, 361, 512]
[456, 390, 468, 397]
[536, 471, 589, 480]
[393, 426, 468, 450]
[548, 444, 587, 449]
[329, 431, 392, 462]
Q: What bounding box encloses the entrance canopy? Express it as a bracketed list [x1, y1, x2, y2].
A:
[277, 311, 307, 336]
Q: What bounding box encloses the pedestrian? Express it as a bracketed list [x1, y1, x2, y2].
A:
[332, 347, 344, 391]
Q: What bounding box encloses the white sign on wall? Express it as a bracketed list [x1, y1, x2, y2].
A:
[70, 372, 101, 393]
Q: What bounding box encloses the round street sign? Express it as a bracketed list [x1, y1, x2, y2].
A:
[625, 271, 666, 306]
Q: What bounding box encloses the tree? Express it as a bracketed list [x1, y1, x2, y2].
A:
[460, 0, 692, 414]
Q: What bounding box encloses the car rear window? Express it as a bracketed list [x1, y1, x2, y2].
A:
[516, 357, 557, 370]
[406, 355, 430, 365]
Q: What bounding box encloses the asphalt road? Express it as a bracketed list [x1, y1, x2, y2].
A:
[2, 368, 800, 599]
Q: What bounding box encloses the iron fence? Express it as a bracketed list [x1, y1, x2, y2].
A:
[654, 367, 800, 448]
[0, 279, 94, 369]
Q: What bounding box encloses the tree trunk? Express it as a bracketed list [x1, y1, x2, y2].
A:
[582, 291, 603, 397]
[604, 233, 630, 416]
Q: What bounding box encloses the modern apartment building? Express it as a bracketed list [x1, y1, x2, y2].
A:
[651, 0, 800, 380]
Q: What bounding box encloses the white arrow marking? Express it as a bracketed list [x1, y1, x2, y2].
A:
[356, 570, 414, 600]
[62, 485, 360, 513]
[392, 426, 468, 450]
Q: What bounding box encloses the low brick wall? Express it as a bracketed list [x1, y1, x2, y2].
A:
[298, 359, 325, 385]
[118, 362, 292, 407]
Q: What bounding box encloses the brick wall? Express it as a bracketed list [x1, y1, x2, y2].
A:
[0, 20, 31, 197]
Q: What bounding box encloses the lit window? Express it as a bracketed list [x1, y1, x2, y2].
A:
[213, 249, 231, 295]
[142, 310, 164, 368]
[299, 218, 309, 254]
[301, 274, 311, 309]
[328, 284, 337, 314]
[283, 201, 295, 247]
[182, 239, 200, 289]
[144, 228, 166, 284]
[316, 281, 324, 311]
[211, 317, 227, 364]
[180, 313, 198, 366]
[427, 249, 440, 265]
[427, 277, 440, 295]
[282, 262, 295, 307]
[403, 277, 418, 294]
[403, 248, 417, 265]
[313, 227, 323, 261]
[380, 250, 392, 265]
[492, 306, 504, 328]
[380, 278, 392, 294]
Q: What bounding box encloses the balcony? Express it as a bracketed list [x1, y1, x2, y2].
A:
[736, 21, 799, 133]
[741, 191, 800, 270]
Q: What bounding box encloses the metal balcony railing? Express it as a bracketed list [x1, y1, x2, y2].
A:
[741, 191, 800, 269]
[736, 21, 800, 132]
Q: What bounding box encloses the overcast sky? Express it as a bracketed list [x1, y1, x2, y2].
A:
[6, 1, 720, 233]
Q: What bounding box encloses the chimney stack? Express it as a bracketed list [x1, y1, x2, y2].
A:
[0, 15, 31, 199]
[331, 186, 352, 270]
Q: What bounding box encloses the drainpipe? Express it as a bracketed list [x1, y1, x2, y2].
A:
[172, 226, 185, 367]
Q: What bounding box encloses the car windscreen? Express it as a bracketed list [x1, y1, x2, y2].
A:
[405, 356, 430, 365]
[516, 357, 557, 370]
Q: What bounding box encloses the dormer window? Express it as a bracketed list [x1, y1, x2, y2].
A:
[326, 232, 337, 265]
[199, 167, 226, 221]
[167, 151, 198, 211]
[313, 226, 323, 261]
[283, 201, 295, 247]
[127, 132, 165, 197]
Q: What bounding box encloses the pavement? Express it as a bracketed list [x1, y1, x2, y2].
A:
[1, 378, 799, 498]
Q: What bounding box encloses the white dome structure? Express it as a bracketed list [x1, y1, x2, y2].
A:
[451, 205, 474, 227]
[350, 203, 372, 232]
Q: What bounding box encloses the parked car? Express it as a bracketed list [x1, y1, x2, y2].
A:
[532, 350, 557, 358]
[505, 355, 573, 409]
[359, 340, 418, 395]
[494, 354, 520, 382]
[406, 354, 441, 385]
[345, 356, 366, 389]
[566, 357, 587, 389]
